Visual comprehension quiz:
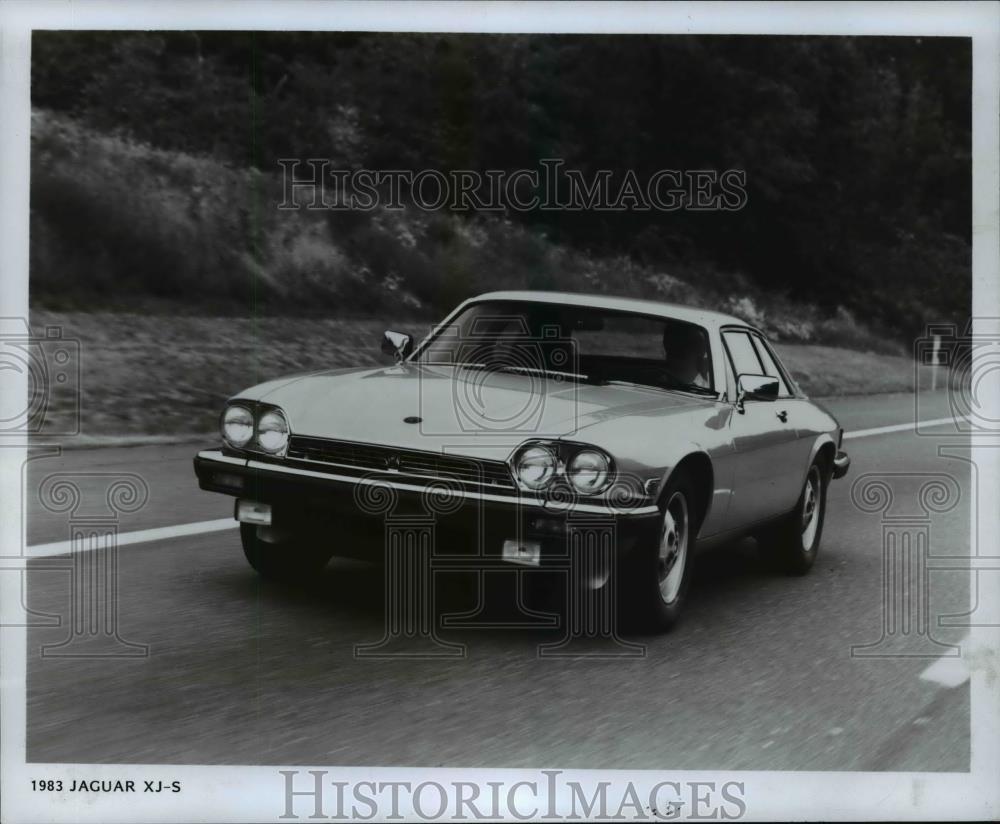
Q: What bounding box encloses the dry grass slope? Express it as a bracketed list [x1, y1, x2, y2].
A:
[29, 311, 942, 440]
[28, 112, 936, 440]
[31, 110, 901, 356]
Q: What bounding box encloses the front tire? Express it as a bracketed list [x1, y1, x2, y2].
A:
[759, 459, 828, 575]
[623, 470, 699, 632]
[240, 524, 333, 582]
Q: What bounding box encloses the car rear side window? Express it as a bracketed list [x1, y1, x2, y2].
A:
[722, 330, 763, 378]
[749, 335, 792, 397]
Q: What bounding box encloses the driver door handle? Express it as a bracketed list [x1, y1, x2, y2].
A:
[776, 410, 788, 423]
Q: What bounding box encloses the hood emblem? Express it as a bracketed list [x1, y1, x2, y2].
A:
[385, 454, 401, 471]
[403, 415, 422, 424]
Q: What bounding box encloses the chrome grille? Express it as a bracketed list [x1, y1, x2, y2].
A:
[287, 436, 515, 488]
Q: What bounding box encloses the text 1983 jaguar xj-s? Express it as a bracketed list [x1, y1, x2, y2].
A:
[194, 291, 850, 630]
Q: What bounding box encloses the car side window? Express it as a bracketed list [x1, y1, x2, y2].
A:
[722, 330, 763, 380]
[748, 334, 792, 397]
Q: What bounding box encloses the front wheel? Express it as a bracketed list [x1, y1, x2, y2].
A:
[622, 470, 698, 632]
[240, 524, 333, 582]
[759, 459, 828, 575]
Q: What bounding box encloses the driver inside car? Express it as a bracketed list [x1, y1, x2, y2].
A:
[662, 323, 711, 388]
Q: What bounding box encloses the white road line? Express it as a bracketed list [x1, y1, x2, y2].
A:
[919, 635, 972, 688]
[22, 413, 970, 556]
[844, 415, 968, 440]
[26, 518, 238, 558]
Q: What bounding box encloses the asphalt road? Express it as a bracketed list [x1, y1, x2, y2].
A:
[24, 391, 973, 770]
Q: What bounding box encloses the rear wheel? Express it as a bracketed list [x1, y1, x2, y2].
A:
[240, 524, 333, 582]
[759, 459, 828, 574]
[623, 470, 699, 632]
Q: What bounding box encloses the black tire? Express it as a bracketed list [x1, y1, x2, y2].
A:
[621, 469, 699, 632]
[759, 458, 828, 575]
[240, 524, 333, 583]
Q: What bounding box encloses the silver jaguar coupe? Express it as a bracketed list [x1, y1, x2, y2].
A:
[195, 291, 850, 631]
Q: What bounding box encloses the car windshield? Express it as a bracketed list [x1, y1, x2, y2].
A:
[415, 300, 716, 394]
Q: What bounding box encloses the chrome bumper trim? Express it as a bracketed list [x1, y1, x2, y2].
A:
[197, 451, 657, 517]
[198, 451, 247, 467]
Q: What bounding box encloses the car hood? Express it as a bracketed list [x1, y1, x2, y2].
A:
[235, 364, 714, 458]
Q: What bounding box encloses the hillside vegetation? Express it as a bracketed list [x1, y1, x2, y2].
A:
[31, 32, 971, 346]
[29, 310, 946, 440]
[32, 111, 901, 354]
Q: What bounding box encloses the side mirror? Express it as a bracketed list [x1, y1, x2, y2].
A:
[736, 373, 779, 412]
[381, 330, 413, 363]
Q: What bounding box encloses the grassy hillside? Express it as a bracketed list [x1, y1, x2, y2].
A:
[28, 110, 942, 442]
[30, 111, 901, 356]
[32, 32, 971, 345]
[29, 310, 944, 441]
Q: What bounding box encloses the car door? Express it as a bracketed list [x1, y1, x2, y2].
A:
[745, 331, 815, 509]
[722, 328, 801, 526]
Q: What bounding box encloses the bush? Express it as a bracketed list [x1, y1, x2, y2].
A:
[30, 109, 905, 353]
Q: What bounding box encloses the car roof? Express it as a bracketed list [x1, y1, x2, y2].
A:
[464, 290, 749, 331]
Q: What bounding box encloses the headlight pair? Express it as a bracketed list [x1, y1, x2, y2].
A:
[512, 443, 613, 495]
[222, 404, 289, 455]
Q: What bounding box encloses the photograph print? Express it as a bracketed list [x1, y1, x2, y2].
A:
[3, 3, 998, 823]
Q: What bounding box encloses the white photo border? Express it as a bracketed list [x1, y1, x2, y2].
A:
[1, 2, 998, 821]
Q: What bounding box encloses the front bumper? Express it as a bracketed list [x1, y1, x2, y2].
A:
[832, 450, 851, 479]
[194, 449, 661, 560]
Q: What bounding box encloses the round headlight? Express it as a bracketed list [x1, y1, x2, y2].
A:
[257, 408, 289, 454]
[221, 405, 253, 448]
[568, 449, 612, 494]
[514, 445, 557, 491]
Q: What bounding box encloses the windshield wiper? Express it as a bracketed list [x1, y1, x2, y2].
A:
[452, 363, 717, 397]
[596, 378, 719, 397]
[663, 380, 720, 397]
[458, 362, 590, 382]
